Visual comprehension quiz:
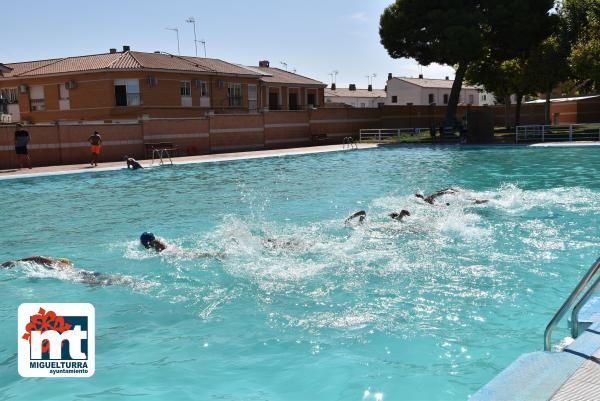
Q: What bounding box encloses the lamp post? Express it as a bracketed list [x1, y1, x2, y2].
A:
[165, 27, 180, 55]
[186, 17, 198, 56]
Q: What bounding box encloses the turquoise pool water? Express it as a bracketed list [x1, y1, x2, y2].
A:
[1, 145, 599, 401]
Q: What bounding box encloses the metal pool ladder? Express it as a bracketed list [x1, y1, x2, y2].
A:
[342, 137, 357, 150]
[544, 256, 600, 351]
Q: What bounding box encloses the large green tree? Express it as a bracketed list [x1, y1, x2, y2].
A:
[563, 0, 600, 91]
[380, 0, 555, 128]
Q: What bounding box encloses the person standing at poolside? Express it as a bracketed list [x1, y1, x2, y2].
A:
[88, 131, 102, 167]
[14, 124, 31, 169]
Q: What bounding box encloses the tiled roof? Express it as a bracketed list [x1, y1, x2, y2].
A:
[393, 77, 478, 90]
[249, 66, 325, 87]
[1, 51, 262, 78]
[0, 64, 13, 73]
[325, 88, 386, 98]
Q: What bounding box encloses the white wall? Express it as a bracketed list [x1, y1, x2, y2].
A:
[386, 78, 481, 106]
[325, 95, 385, 108]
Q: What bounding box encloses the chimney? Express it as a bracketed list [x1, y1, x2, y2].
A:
[418, 74, 423, 79]
[122, 45, 130, 52]
[154, 51, 160, 54]
[259, 60, 270, 67]
[109, 48, 117, 54]
[349, 84, 356, 91]
[368, 84, 373, 92]
[445, 76, 449, 80]
[388, 73, 393, 81]
[331, 83, 336, 90]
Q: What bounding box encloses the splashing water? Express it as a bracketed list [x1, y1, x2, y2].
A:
[1, 145, 600, 400]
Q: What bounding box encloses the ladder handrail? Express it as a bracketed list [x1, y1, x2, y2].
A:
[571, 273, 600, 338]
[544, 257, 600, 351]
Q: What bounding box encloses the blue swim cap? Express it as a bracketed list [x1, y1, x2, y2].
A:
[140, 232, 155, 246]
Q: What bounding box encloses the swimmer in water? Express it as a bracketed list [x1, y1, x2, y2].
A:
[140, 232, 166, 252]
[345, 210, 366, 224]
[415, 188, 459, 205]
[415, 188, 487, 205]
[1, 256, 71, 268]
[1, 256, 135, 286]
[389, 210, 411, 221]
[140, 232, 225, 258]
[125, 156, 143, 170]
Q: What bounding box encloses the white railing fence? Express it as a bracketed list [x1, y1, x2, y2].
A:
[359, 128, 429, 142]
[516, 124, 600, 143]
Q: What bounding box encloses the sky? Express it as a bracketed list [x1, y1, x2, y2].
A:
[1, 0, 456, 89]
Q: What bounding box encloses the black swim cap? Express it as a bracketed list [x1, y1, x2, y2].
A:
[140, 232, 156, 246]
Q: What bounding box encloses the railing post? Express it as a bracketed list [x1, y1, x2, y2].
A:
[569, 125, 573, 141]
[541, 126, 544, 142]
[378, 130, 381, 141]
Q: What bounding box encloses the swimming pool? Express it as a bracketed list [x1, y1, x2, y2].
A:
[1, 145, 599, 401]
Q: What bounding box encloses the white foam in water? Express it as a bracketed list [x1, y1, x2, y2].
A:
[13, 260, 157, 290]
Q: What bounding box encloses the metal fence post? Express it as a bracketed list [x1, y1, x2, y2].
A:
[541, 126, 544, 142]
[569, 125, 573, 141]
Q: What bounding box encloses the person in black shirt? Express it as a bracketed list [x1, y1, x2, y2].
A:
[14, 124, 31, 169]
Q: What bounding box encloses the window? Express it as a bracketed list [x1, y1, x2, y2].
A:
[29, 85, 45, 111]
[307, 93, 316, 107]
[198, 81, 209, 97]
[0, 88, 18, 104]
[59, 83, 70, 110]
[180, 81, 192, 107]
[391, 95, 398, 104]
[248, 84, 257, 111]
[468, 94, 475, 104]
[114, 79, 140, 106]
[228, 83, 242, 107]
[443, 94, 449, 105]
[428, 93, 435, 104]
[483, 94, 487, 101]
[180, 81, 191, 96]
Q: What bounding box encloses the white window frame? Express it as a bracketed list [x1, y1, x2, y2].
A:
[59, 83, 70, 110]
[248, 84, 257, 111]
[198, 81, 209, 97]
[228, 83, 242, 107]
[0, 87, 18, 104]
[114, 79, 140, 106]
[180, 81, 192, 97]
[29, 85, 45, 111]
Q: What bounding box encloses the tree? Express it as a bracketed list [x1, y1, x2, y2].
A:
[380, 0, 555, 128]
[563, 0, 600, 91]
[466, 56, 535, 128]
[527, 35, 571, 124]
[380, 1, 485, 128]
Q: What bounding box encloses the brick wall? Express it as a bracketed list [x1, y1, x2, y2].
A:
[2, 102, 590, 170]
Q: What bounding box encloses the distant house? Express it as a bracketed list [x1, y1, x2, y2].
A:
[324, 84, 386, 108]
[386, 74, 488, 106]
[242, 61, 326, 111]
[0, 49, 325, 123]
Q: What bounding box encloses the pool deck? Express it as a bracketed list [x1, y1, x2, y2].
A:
[0, 143, 377, 180]
[472, 294, 600, 401]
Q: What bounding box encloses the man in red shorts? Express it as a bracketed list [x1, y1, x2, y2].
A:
[88, 131, 102, 167]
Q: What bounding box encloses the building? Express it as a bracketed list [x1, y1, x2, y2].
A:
[386, 74, 484, 106]
[324, 84, 387, 108]
[0, 48, 325, 123]
[241, 61, 325, 111]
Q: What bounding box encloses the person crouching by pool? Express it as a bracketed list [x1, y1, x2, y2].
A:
[125, 156, 143, 170]
[140, 232, 166, 252]
[88, 131, 102, 167]
[14, 124, 32, 169]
